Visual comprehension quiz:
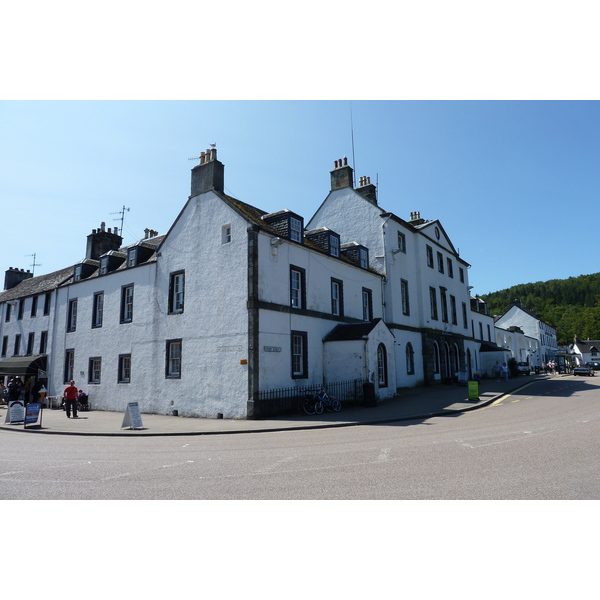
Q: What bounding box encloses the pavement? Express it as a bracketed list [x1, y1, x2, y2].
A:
[0, 375, 546, 437]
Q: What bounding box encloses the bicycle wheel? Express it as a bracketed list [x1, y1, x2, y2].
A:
[314, 400, 324, 415]
[301, 397, 316, 416]
[332, 399, 342, 411]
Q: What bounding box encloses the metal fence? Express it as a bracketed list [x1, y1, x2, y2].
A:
[253, 378, 368, 419]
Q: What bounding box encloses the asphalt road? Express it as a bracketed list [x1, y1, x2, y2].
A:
[2, 376, 599, 500]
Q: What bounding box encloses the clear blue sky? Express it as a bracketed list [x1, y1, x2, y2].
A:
[1, 100, 599, 296]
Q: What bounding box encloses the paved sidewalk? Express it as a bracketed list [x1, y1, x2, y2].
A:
[0, 376, 543, 437]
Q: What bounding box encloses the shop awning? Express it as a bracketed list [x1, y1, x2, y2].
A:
[0, 355, 47, 376]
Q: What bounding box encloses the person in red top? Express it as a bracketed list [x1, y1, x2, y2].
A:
[63, 380, 79, 418]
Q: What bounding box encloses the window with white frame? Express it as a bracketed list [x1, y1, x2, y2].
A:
[359, 248, 368, 269]
[437, 251, 444, 273]
[120, 284, 134, 323]
[401, 279, 410, 316]
[118, 354, 131, 383]
[433, 342, 440, 374]
[169, 271, 185, 314]
[362, 288, 373, 321]
[330, 234, 340, 257]
[67, 299, 78, 332]
[447, 258, 454, 278]
[39, 331, 48, 354]
[290, 217, 302, 242]
[291, 331, 307, 378]
[64, 349, 74, 383]
[440, 288, 448, 322]
[89, 357, 102, 384]
[331, 278, 343, 316]
[127, 247, 137, 268]
[377, 344, 388, 387]
[450, 295, 457, 325]
[290, 266, 305, 309]
[397, 232, 406, 253]
[406, 342, 415, 375]
[166, 339, 182, 378]
[26, 332, 34, 355]
[429, 287, 438, 320]
[222, 224, 232, 244]
[92, 292, 104, 328]
[426, 245, 434, 268]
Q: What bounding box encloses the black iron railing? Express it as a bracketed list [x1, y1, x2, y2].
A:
[253, 378, 367, 419]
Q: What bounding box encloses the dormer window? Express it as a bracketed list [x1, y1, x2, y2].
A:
[330, 234, 340, 257]
[99, 257, 108, 276]
[359, 248, 368, 269]
[127, 247, 137, 268]
[290, 217, 302, 243]
[74, 265, 82, 282]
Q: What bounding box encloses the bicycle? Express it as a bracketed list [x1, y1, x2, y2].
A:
[313, 388, 341, 412]
[299, 393, 323, 415]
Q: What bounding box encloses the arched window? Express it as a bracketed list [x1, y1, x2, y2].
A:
[377, 344, 388, 387]
[433, 342, 440, 374]
[406, 342, 414, 375]
[444, 342, 451, 378]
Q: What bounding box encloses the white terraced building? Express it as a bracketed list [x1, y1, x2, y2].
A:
[1, 150, 519, 418]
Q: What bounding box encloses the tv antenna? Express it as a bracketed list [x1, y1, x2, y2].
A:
[26, 253, 42, 276]
[110, 205, 130, 233]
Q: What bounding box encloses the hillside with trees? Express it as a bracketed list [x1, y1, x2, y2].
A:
[480, 273, 600, 345]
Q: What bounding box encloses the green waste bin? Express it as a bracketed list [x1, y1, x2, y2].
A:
[467, 380, 479, 400]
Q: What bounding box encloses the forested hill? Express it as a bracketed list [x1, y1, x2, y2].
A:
[480, 273, 600, 345]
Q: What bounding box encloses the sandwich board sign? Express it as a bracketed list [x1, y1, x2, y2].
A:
[5, 400, 25, 424]
[121, 402, 144, 430]
[24, 403, 43, 429]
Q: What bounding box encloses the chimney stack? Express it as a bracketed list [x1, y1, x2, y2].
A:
[191, 147, 224, 197]
[86, 222, 123, 260]
[330, 157, 353, 191]
[409, 211, 425, 225]
[4, 267, 33, 291]
[356, 175, 377, 204]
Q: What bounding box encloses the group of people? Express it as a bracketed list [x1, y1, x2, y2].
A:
[542, 360, 558, 374]
[1, 377, 87, 418]
[493, 361, 509, 382]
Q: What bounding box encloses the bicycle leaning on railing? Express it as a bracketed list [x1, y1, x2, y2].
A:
[298, 388, 341, 415]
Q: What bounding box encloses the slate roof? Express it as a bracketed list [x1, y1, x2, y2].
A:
[0, 266, 73, 302]
[323, 319, 383, 342]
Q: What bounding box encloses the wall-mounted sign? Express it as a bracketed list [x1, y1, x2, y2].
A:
[264, 346, 282, 352]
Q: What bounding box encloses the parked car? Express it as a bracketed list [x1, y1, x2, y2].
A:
[585, 361, 600, 371]
[517, 361, 531, 375]
[574, 364, 595, 376]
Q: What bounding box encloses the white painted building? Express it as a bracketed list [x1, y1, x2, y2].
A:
[1, 150, 554, 419]
[308, 158, 485, 386]
[494, 300, 557, 364]
[1, 150, 392, 418]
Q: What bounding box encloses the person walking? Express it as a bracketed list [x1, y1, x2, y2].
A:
[501, 362, 509, 382]
[493, 361, 502, 382]
[63, 379, 79, 418]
